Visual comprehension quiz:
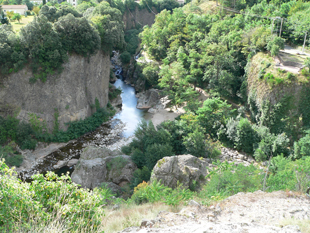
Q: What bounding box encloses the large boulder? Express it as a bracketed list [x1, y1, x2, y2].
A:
[136, 89, 160, 109]
[71, 146, 136, 190]
[150, 155, 209, 190]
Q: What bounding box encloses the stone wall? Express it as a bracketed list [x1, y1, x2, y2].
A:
[0, 51, 110, 131]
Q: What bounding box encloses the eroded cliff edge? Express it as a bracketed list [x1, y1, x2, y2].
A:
[0, 51, 110, 131]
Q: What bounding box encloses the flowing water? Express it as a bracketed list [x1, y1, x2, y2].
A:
[113, 77, 144, 137]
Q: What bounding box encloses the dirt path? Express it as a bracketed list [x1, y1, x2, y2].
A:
[121, 191, 310, 233]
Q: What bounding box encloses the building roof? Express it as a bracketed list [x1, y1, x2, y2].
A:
[2, 5, 28, 9]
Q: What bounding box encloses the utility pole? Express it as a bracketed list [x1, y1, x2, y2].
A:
[279, 17, 283, 37]
[302, 31, 308, 54]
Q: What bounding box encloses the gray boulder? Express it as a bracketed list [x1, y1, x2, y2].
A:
[136, 89, 160, 109]
[150, 155, 209, 190]
[71, 146, 136, 189]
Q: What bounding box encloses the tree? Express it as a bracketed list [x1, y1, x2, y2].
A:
[23, 0, 34, 11]
[0, 6, 9, 24]
[266, 36, 285, 57]
[32, 6, 40, 15]
[196, 98, 234, 139]
[183, 129, 207, 157]
[294, 131, 310, 159]
[12, 13, 22, 23]
[90, 1, 125, 51]
[6, 11, 14, 20]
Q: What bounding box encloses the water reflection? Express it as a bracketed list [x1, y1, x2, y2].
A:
[113, 78, 145, 137]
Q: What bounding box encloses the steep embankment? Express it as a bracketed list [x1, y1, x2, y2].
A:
[247, 52, 308, 107]
[247, 52, 310, 128]
[0, 51, 110, 131]
[123, 7, 157, 30]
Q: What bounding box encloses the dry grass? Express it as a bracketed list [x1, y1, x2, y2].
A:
[100, 202, 177, 233]
[279, 219, 310, 233]
[183, 0, 218, 14]
[198, 0, 218, 13]
[10, 15, 34, 33]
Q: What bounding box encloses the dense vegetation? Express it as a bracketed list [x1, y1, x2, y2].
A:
[120, 0, 310, 186]
[2, 0, 310, 231]
[2, 152, 310, 231]
[0, 105, 114, 166]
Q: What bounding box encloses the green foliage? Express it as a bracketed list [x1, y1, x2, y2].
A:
[120, 51, 131, 64]
[131, 180, 193, 206]
[90, 1, 125, 51]
[11, 13, 22, 22]
[267, 155, 310, 192]
[182, 129, 220, 159]
[145, 143, 173, 170]
[196, 98, 235, 139]
[0, 160, 106, 232]
[39, 5, 82, 22]
[142, 63, 160, 87]
[0, 144, 23, 167]
[266, 36, 285, 56]
[235, 118, 257, 154]
[294, 131, 310, 159]
[54, 13, 100, 57]
[200, 161, 263, 199]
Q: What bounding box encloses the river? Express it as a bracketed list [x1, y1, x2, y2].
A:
[113, 78, 145, 137]
[19, 76, 145, 181]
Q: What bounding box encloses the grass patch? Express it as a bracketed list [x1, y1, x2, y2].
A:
[279, 219, 310, 233]
[101, 202, 175, 233]
[10, 15, 35, 33]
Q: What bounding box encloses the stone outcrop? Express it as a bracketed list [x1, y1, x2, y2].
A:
[150, 155, 209, 190]
[123, 7, 157, 30]
[136, 89, 161, 110]
[0, 51, 110, 131]
[71, 146, 136, 190]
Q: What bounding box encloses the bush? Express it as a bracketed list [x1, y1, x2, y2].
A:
[200, 161, 263, 199]
[294, 131, 310, 159]
[120, 51, 131, 64]
[131, 180, 193, 206]
[267, 155, 310, 192]
[0, 145, 23, 167]
[235, 118, 257, 154]
[0, 160, 106, 232]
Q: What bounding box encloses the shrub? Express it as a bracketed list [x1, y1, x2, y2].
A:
[235, 118, 257, 154]
[200, 161, 263, 199]
[0, 145, 23, 167]
[120, 51, 131, 64]
[294, 131, 310, 159]
[131, 180, 193, 206]
[0, 160, 106, 232]
[267, 155, 310, 192]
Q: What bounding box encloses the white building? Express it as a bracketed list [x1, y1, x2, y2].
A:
[2, 5, 28, 15]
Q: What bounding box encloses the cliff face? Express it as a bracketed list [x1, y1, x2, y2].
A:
[0, 51, 110, 131]
[123, 7, 157, 30]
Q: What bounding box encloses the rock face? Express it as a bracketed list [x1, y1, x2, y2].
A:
[136, 89, 161, 109]
[0, 51, 110, 131]
[150, 155, 209, 190]
[71, 146, 136, 190]
[123, 7, 157, 30]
